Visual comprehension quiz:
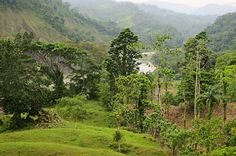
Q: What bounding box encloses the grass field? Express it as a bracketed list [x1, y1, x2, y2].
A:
[0, 99, 168, 156]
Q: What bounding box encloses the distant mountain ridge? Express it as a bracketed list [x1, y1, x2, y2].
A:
[147, 1, 196, 14]
[194, 4, 236, 16]
[66, 0, 216, 46]
[146, 1, 236, 15]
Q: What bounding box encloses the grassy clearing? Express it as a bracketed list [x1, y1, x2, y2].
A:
[0, 142, 124, 156]
[0, 122, 167, 156]
[0, 99, 168, 156]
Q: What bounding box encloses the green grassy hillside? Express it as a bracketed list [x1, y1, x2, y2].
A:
[0, 99, 168, 156]
[0, 7, 68, 42]
[0, 0, 118, 43]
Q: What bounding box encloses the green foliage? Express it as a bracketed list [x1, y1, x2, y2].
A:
[197, 86, 220, 120]
[0, 34, 50, 129]
[55, 96, 87, 121]
[164, 129, 189, 156]
[99, 75, 114, 110]
[67, 0, 215, 46]
[0, 100, 168, 156]
[192, 118, 225, 153]
[216, 51, 236, 102]
[211, 147, 236, 156]
[224, 119, 236, 146]
[111, 130, 128, 153]
[70, 58, 101, 99]
[103, 28, 141, 109]
[30, 41, 85, 99]
[206, 12, 236, 52]
[105, 28, 141, 81]
[0, 0, 118, 42]
[162, 92, 179, 108]
[178, 32, 215, 112]
[115, 74, 152, 132]
[143, 106, 166, 138]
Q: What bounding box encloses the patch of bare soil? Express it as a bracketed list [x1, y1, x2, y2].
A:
[166, 103, 236, 128]
[0, 107, 4, 115]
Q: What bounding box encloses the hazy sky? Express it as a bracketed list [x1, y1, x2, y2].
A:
[116, 0, 236, 7]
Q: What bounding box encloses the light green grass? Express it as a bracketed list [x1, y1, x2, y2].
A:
[0, 122, 167, 156]
[0, 142, 124, 156]
[0, 99, 168, 156]
[79, 100, 113, 127]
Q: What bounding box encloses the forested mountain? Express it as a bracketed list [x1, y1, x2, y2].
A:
[0, 0, 119, 42]
[206, 12, 236, 52]
[66, 0, 216, 46]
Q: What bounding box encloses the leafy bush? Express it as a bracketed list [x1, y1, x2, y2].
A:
[55, 96, 87, 121]
[224, 119, 236, 146]
[109, 143, 131, 154]
[0, 115, 12, 132]
[211, 147, 236, 156]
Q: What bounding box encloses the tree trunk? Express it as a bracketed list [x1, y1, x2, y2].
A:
[223, 102, 227, 124]
[118, 142, 121, 152]
[194, 49, 201, 119]
[183, 101, 187, 129]
[208, 101, 213, 120]
[157, 77, 162, 114]
[172, 148, 176, 156]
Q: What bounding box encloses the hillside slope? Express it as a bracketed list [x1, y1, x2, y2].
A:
[66, 0, 216, 45]
[0, 8, 68, 42]
[0, 0, 118, 42]
[0, 100, 168, 156]
[206, 12, 236, 52]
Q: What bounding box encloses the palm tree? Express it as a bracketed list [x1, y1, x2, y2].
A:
[197, 86, 220, 120]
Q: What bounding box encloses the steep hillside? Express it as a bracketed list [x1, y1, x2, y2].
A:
[0, 0, 118, 42]
[66, 0, 216, 45]
[0, 7, 68, 42]
[206, 12, 236, 52]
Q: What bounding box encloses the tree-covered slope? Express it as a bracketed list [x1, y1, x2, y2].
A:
[0, 0, 119, 42]
[206, 12, 236, 52]
[66, 0, 215, 45]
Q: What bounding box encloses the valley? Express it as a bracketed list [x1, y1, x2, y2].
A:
[0, 0, 235, 156]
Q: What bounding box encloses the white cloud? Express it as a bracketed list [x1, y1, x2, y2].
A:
[115, 0, 236, 7]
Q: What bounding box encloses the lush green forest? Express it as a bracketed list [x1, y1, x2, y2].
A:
[206, 12, 236, 52]
[0, 0, 236, 156]
[0, 0, 119, 42]
[66, 0, 216, 46]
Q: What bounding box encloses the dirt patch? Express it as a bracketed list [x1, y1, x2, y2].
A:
[166, 103, 236, 128]
[0, 107, 4, 115]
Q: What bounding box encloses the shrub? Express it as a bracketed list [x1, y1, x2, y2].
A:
[55, 95, 87, 121]
[224, 119, 236, 146]
[211, 147, 236, 156]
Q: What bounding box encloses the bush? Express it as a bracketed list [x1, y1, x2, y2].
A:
[55, 95, 87, 121]
[0, 115, 11, 131]
[56, 95, 86, 107]
[211, 147, 236, 156]
[224, 119, 236, 146]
